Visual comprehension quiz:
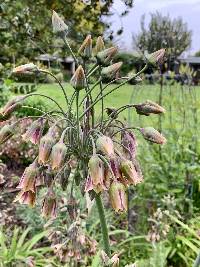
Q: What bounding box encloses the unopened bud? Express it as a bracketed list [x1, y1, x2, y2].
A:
[109, 181, 127, 212]
[96, 135, 114, 157]
[134, 100, 165, 116]
[0, 124, 14, 144]
[51, 141, 67, 170]
[14, 190, 36, 207]
[94, 36, 105, 55]
[146, 49, 165, 65]
[1, 96, 26, 116]
[78, 35, 92, 58]
[120, 159, 142, 185]
[41, 189, 57, 218]
[52, 10, 68, 37]
[106, 107, 118, 119]
[17, 161, 38, 192]
[140, 127, 167, 144]
[22, 118, 45, 144]
[101, 62, 123, 77]
[97, 47, 118, 65]
[70, 65, 86, 90]
[12, 63, 38, 74]
[38, 130, 55, 164]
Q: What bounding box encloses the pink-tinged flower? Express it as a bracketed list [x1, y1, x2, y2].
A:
[120, 159, 142, 186]
[0, 124, 14, 144]
[97, 47, 118, 65]
[110, 157, 122, 180]
[121, 131, 137, 160]
[70, 65, 86, 91]
[94, 36, 105, 55]
[38, 130, 55, 164]
[110, 254, 120, 267]
[22, 118, 45, 144]
[41, 189, 57, 218]
[52, 10, 68, 36]
[86, 155, 106, 193]
[96, 135, 114, 157]
[1, 96, 26, 116]
[14, 190, 36, 207]
[134, 100, 165, 116]
[12, 63, 38, 74]
[101, 62, 123, 77]
[78, 35, 93, 58]
[146, 49, 165, 65]
[140, 127, 167, 145]
[51, 141, 67, 170]
[17, 161, 38, 192]
[109, 181, 127, 212]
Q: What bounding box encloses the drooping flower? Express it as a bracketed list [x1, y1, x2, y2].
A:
[22, 118, 45, 144]
[140, 127, 167, 145]
[14, 190, 36, 207]
[120, 159, 142, 185]
[97, 47, 118, 65]
[1, 96, 26, 116]
[86, 155, 106, 193]
[51, 141, 67, 170]
[70, 65, 86, 90]
[17, 161, 38, 192]
[41, 189, 57, 218]
[94, 36, 105, 55]
[101, 62, 123, 77]
[78, 35, 92, 58]
[52, 10, 68, 36]
[109, 181, 127, 212]
[12, 63, 38, 74]
[134, 100, 165, 116]
[96, 135, 115, 157]
[0, 124, 14, 144]
[38, 129, 55, 164]
[121, 131, 137, 160]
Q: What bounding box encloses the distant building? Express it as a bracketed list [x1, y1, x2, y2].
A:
[179, 56, 200, 71]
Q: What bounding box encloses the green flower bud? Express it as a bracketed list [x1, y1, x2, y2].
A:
[70, 65, 86, 90]
[94, 36, 105, 55]
[96, 47, 118, 65]
[52, 10, 68, 37]
[134, 100, 165, 116]
[109, 181, 127, 212]
[146, 49, 165, 65]
[101, 62, 123, 77]
[78, 35, 92, 58]
[140, 127, 167, 144]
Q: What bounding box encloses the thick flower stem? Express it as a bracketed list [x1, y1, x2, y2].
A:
[95, 193, 111, 257]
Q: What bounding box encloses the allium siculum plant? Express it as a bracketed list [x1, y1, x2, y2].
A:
[1, 11, 166, 260]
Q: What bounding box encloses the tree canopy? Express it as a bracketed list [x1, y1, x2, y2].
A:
[133, 12, 192, 58]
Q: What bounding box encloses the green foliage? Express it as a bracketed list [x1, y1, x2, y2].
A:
[0, 227, 54, 267]
[133, 12, 192, 57]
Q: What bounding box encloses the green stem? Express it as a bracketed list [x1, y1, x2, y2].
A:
[193, 252, 200, 267]
[95, 193, 111, 257]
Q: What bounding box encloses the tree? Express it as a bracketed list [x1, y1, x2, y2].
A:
[133, 12, 192, 58]
[0, 0, 134, 64]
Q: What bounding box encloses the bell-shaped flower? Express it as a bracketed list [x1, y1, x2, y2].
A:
[14, 190, 36, 207]
[38, 129, 55, 164]
[109, 181, 127, 212]
[121, 131, 137, 160]
[120, 159, 142, 185]
[41, 189, 57, 218]
[51, 140, 67, 170]
[96, 135, 114, 158]
[22, 118, 45, 144]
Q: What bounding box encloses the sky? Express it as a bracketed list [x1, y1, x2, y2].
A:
[108, 0, 200, 55]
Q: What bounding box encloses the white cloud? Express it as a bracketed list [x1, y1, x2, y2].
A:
[136, 0, 200, 10]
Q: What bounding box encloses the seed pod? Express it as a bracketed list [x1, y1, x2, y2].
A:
[12, 63, 38, 74]
[96, 47, 118, 65]
[146, 49, 165, 65]
[87, 155, 106, 193]
[70, 65, 86, 90]
[120, 159, 142, 185]
[51, 141, 67, 170]
[17, 161, 38, 192]
[52, 10, 68, 37]
[14, 190, 36, 207]
[121, 131, 137, 160]
[96, 135, 114, 157]
[41, 189, 57, 218]
[134, 100, 165, 116]
[140, 127, 167, 144]
[2, 96, 26, 116]
[78, 35, 92, 58]
[22, 118, 45, 144]
[94, 36, 105, 55]
[109, 181, 127, 212]
[101, 62, 123, 77]
[38, 130, 55, 164]
[0, 124, 14, 144]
